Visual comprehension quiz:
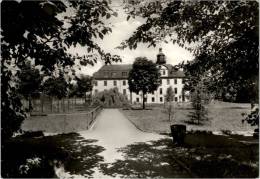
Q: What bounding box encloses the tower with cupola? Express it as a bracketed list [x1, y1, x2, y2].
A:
[156, 48, 166, 65]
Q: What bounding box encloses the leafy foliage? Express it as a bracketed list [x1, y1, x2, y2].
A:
[128, 57, 160, 109]
[42, 72, 68, 100]
[17, 61, 43, 99]
[165, 86, 175, 103]
[92, 88, 130, 108]
[1, 0, 121, 139]
[121, 0, 259, 102]
[188, 84, 208, 125]
[242, 107, 259, 128]
[164, 86, 175, 122]
[75, 75, 93, 98]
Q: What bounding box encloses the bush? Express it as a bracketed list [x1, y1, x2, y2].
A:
[188, 86, 209, 125]
[91, 88, 130, 108]
[242, 107, 259, 127]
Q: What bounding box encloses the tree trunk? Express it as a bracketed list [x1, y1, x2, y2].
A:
[130, 91, 132, 104]
[41, 96, 44, 113]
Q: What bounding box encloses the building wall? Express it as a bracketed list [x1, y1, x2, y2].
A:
[92, 78, 189, 103]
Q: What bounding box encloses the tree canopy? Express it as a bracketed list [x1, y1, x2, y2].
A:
[165, 86, 175, 103]
[42, 72, 68, 99]
[1, 0, 121, 140]
[17, 61, 43, 99]
[121, 0, 259, 102]
[128, 57, 160, 109]
[75, 75, 93, 98]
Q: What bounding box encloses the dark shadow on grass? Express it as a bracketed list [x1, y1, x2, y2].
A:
[100, 135, 258, 178]
[182, 118, 212, 126]
[2, 133, 105, 178]
[130, 108, 153, 110]
[100, 138, 191, 178]
[227, 106, 249, 109]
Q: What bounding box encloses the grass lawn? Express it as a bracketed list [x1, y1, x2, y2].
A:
[121, 101, 256, 134]
[22, 107, 101, 133]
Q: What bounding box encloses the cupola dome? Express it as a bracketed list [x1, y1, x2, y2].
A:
[156, 48, 166, 65]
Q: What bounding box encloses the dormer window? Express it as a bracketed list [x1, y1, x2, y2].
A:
[122, 72, 127, 76]
[162, 70, 165, 75]
[104, 71, 109, 77]
[111, 72, 117, 77]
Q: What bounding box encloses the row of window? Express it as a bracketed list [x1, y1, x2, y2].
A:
[95, 79, 184, 86]
[164, 79, 184, 85]
[152, 88, 178, 94]
[130, 88, 178, 95]
[136, 96, 181, 103]
[95, 88, 127, 94]
[95, 88, 178, 95]
[94, 80, 127, 86]
[160, 88, 176, 94]
[104, 71, 128, 77]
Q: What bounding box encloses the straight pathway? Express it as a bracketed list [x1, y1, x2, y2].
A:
[56, 109, 166, 178]
[80, 109, 164, 162]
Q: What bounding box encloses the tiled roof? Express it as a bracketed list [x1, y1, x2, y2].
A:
[99, 64, 132, 71]
[93, 64, 185, 79]
[169, 70, 185, 78]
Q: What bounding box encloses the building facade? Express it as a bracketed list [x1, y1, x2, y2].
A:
[92, 48, 189, 104]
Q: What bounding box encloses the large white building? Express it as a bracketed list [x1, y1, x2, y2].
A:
[92, 48, 189, 104]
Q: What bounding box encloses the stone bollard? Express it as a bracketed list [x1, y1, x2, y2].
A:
[170, 124, 187, 145]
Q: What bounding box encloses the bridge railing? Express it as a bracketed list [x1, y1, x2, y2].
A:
[86, 105, 103, 129]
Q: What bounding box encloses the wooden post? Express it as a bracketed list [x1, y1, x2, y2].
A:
[63, 98, 65, 112]
[87, 113, 89, 129]
[57, 100, 60, 113]
[63, 115, 66, 133]
[28, 95, 32, 115]
[41, 96, 44, 113]
[50, 97, 53, 112]
[91, 111, 94, 122]
[67, 98, 70, 112]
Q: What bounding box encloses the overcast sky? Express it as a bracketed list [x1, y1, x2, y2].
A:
[68, 2, 194, 76]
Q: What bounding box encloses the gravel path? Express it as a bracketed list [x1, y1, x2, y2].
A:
[56, 109, 165, 178]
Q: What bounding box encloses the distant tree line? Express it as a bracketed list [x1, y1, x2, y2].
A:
[17, 60, 93, 112]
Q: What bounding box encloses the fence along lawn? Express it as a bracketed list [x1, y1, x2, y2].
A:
[22, 97, 91, 114]
[22, 106, 102, 134]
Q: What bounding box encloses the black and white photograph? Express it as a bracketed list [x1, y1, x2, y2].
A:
[1, 0, 259, 178]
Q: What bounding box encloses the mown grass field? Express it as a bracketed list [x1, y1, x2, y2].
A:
[22, 107, 101, 134]
[121, 101, 255, 134]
